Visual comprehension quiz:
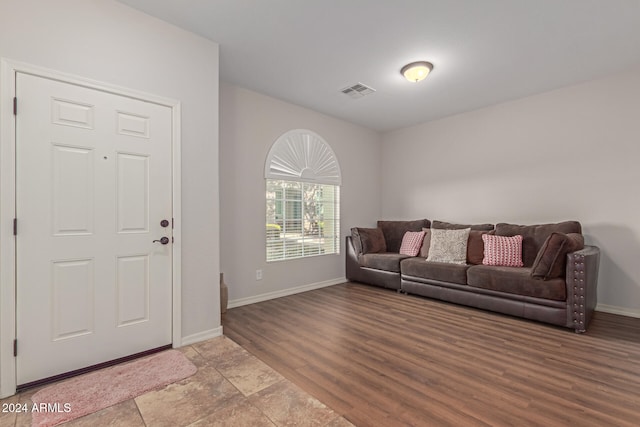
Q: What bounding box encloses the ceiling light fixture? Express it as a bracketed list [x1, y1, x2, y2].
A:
[401, 61, 433, 83]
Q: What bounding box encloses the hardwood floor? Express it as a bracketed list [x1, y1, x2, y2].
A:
[223, 282, 640, 427]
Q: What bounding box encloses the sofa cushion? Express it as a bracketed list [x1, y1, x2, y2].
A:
[467, 230, 492, 265]
[427, 228, 470, 264]
[531, 232, 585, 280]
[402, 258, 469, 285]
[351, 227, 386, 254]
[399, 231, 426, 256]
[432, 220, 494, 231]
[359, 253, 410, 273]
[495, 221, 582, 267]
[419, 228, 431, 258]
[467, 265, 567, 301]
[378, 219, 430, 252]
[482, 234, 524, 267]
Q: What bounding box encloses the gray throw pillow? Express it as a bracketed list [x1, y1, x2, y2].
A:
[351, 227, 386, 254]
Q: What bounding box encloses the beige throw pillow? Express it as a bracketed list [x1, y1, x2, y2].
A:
[426, 228, 471, 264]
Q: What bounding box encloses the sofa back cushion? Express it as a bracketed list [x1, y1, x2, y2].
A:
[494, 221, 582, 267]
[432, 220, 494, 231]
[377, 219, 430, 253]
[467, 230, 493, 265]
[420, 228, 431, 258]
[351, 227, 386, 254]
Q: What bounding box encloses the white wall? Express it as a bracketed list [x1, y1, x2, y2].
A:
[220, 83, 381, 303]
[381, 67, 640, 314]
[0, 0, 220, 340]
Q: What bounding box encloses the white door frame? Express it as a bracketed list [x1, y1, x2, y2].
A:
[0, 59, 183, 398]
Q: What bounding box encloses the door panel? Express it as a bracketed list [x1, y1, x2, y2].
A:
[52, 144, 94, 235]
[117, 153, 149, 233]
[16, 73, 173, 385]
[116, 255, 150, 326]
[51, 259, 95, 341]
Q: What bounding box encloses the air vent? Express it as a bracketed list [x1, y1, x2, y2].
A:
[340, 82, 376, 99]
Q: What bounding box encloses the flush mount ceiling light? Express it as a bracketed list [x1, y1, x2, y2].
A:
[401, 61, 433, 83]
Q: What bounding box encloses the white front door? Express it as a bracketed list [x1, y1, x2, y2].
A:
[15, 73, 173, 385]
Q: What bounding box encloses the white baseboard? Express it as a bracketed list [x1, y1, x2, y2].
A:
[596, 304, 640, 318]
[228, 277, 347, 309]
[179, 326, 223, 346]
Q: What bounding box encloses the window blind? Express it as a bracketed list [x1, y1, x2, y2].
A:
[266, 180, 340, 261]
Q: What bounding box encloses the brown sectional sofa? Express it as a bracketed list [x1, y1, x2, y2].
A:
[346, 219, 600, 333]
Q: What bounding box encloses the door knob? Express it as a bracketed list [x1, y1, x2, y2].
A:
[153, 237, 170, 245]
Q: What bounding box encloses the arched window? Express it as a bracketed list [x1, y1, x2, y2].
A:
[265, 129, 341, 261]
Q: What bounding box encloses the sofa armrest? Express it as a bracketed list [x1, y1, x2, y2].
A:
[565, 245, 600, 333]
[346, 236, 362, 281]
[345, 236, 403, 290]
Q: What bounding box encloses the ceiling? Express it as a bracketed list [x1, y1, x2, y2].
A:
[117, 0, 640, 132]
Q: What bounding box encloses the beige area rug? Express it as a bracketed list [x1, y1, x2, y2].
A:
[30, 349, 197, 427]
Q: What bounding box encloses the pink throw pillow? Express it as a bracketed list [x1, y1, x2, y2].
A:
[482, 234, 524, 267]
[399, 231, 426, 256]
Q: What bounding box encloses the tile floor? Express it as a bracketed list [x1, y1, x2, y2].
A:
[0, 336, 353, 427]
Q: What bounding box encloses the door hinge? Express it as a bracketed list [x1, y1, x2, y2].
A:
[13, 218, 17, 236]
[13, 97, 17, 115]
[13, 339, 17, 357]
